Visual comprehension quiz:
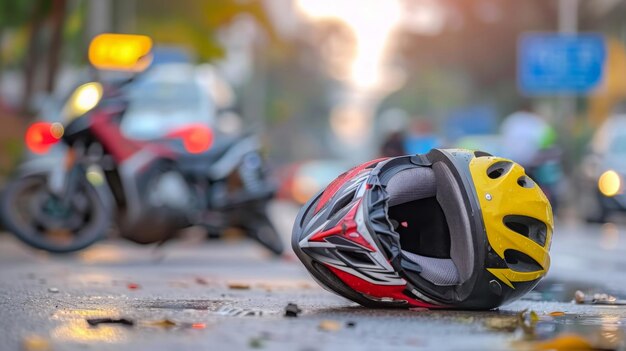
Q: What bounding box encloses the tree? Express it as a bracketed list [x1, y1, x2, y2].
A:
[0, 0, 68, 115]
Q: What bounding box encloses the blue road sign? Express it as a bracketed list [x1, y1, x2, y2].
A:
[518, 33, 606, 95]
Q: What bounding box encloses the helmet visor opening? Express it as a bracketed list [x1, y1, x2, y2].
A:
[385, 163, 474, 287]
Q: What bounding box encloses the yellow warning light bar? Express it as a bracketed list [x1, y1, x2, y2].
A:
[88, 33, 153, 72]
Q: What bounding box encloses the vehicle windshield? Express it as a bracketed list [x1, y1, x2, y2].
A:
[121, 80, 214, 140]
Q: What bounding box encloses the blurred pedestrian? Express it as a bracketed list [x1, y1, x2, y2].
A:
[500, 99, 563, 213]
[380, 131, 405, 157]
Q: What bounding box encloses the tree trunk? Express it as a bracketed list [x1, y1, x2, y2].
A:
[0, 28, 4, 108]
[45, 0, 67, 93]
[20, 1, 45, 115]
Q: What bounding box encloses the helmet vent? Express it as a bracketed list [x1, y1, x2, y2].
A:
[517, 176, 535, 188]
[487, 161, 513, 179]
[503, 215, 547, 246]
[336, 249, 374, 266]
[329, 189, 357, 217]
[504, 249, 542, 272]
[474, 150, 492, 158]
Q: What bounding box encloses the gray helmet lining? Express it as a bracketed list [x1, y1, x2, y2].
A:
[386, 162, 474, 286]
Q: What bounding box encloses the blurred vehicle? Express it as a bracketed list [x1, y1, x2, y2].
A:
[0, 34, 283, 254]
[579, 115, 626, 223]
[120, 63, 216, 140]
[276, 160, 353, 205]
[0, 81, 282, 254]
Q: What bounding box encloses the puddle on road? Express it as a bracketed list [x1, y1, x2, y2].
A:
[518, 280, 626, 349]
[51, 309, 129, 343]
[136, 299, 277, 317]
[528, 313, 625, 350]
[523, 279, 625, 303]
[138, 299, 225, 311]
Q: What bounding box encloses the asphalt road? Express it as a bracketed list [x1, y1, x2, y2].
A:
[1, 202, 626, 350]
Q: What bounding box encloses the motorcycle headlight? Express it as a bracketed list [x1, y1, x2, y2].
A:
[62, 82, 103, 121]
[598, 170, 622, 197]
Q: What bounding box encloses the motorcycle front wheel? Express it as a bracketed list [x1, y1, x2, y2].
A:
[0, 174, 110, 253]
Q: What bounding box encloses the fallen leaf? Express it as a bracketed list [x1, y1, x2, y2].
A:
[529, 311, 539, 322]
[284, 303, 302, 318]
[228, 283, 250, 290]
[533, 333, 593, 350]
[146, 319, 177, 328]
[319, 320, 341, 332]
[249, 337, 264, 348]
[549, 311, 565, 317]
[484, 316, 519, 332]
[195, 277, 208, 285]
[86, 318, 134, 327]
[22, 335, 51, 351]
[519, 309, 539, 337]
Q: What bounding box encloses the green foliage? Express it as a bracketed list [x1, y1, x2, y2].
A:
[135, 0, 278, 61]
[379, 67, 472, 120]
[0, 0, 38, 28]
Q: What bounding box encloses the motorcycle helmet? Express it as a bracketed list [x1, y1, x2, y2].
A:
[292, 149, 553, 309]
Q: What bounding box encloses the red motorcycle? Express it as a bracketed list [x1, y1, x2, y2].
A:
[0, 82, 283, 255]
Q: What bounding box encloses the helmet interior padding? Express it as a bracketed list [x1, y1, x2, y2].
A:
[385, 162, 474, 286]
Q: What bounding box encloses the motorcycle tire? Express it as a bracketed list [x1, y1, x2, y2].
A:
[240, 209, 285, 256]
[0, 174, 110, 253]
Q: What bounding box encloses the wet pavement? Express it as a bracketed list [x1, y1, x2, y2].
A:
[2, 202, 626, 350]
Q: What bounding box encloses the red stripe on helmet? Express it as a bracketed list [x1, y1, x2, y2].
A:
[308, 201, 376, 251]
[325, 265, 441, 308]
[315, 158, 387, 214]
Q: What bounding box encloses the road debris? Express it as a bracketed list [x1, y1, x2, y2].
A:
[227, 282, 250, 290]
[127, 283, 140, 290]
[47, 287, 59, 293]
[143, 319, 207, 330]
[284, 303, 302, 317]
[22, 335, 51, 351]
[548, 311, 565, 317]
[195, 277, 209, 285]
[573, 290, 626, 305]
[346, 321, 356, 328]
[216, 306, 263, 317]
[319, 320, 342, 332]
[249, 337, 264, 349]
[484, 309, 538, 336]
[146, 319, 177, 328]
[484, 316, 519, 333]
[86, 318, 134, 327]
